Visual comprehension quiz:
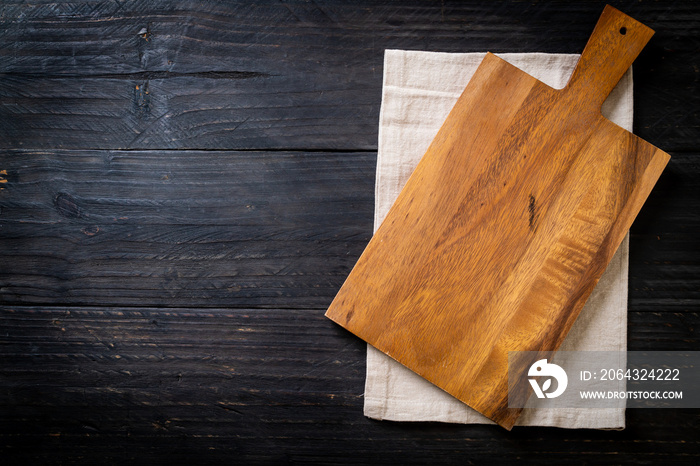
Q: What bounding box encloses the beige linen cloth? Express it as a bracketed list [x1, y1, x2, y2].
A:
[364, 50, 633, 429]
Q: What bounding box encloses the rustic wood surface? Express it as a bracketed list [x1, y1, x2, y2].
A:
[1, 0, 698, 463]
[326, 6, 669, 429]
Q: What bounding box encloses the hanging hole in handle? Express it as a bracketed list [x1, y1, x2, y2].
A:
[619, 26, 627, 35]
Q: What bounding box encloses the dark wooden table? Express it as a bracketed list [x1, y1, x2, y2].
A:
[1, 1, 698, 464]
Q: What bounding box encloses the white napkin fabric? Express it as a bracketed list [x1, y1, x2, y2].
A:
[364, 50, 632, 429]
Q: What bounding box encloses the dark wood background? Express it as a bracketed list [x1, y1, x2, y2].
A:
[1, 1, 698, 464]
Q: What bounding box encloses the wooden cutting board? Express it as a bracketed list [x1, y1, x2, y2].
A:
[325, 5, 670, 429]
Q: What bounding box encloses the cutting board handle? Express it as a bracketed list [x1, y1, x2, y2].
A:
[565, 5, 654, 109]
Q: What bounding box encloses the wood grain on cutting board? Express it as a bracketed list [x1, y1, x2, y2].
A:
[326, 6, 670, 429]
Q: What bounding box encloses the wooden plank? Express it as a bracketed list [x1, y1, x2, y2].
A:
[0, 306, 698, 464]
[628, 311, 699, 350]
[0, 73, 381, 151]
[0, 150, 695, 312]
[0, 0, 697, 150]
[0, 149, 374, 307]
[0, 306, 366, 463]
[2, 1, 696, 76]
